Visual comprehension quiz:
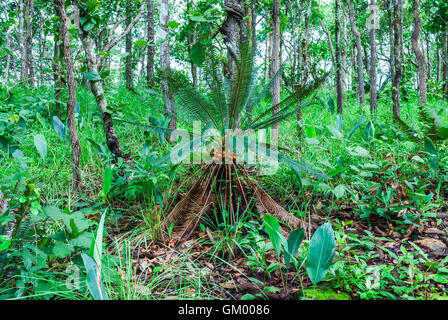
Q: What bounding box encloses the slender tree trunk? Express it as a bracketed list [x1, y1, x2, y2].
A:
[220, 0, 244, 79]
[335, 0, 344, 114]
[160, 0, 176, 132]
[25, 0, 34, 86]
[18, 0, 26, 82]
[146, 0, 155, 87]
[411, 0, 426, 106]
[52, 18, 63, 118]
[345, 0, 365, 104]
[425, 33, 431, 90]
[125, 1, 134, 90]
[54, 0, 82, 192]
[436, 45, 441, 83]
[4, 25, 13, 85]
[342, 4, 347, 92]
[443, 31, 448, 98]
[369, 0, 377, 113]
[78, 23, 123, 158]
[392, 0, 403, 117]
[186, 0, 198, 87]
[271, 0, 281, 142]
[320, 18, 336, 64]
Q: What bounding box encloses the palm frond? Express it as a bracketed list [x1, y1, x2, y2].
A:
[247, 72, 329, 129]
[227, 41, 257, 128]
[161, 69, 220, 130]
[393, 113, 421, 142]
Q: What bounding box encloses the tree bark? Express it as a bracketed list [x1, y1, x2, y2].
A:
[18, 0, 26, 82]
[186, 0, 198, 87]
[125, 1, 134, 90]
[54, 0, 82, 192]
[24, 0, 34, 86]
[160, 0, 176, 133]
[220, 0, 245, 79]
[392, 0, 403, 117]
[342, 4, 347, 92]
[77, 15, 123, 158]
[411, 0, 426, 106]
[369, 0, 377, 113]
[271, 0, 281, 142]
[146, 0, 155, 87]
[4, 25, 13, 85]
[345, 0, 365, 104]
[335, 0, 344, 114]
[52, 21, 63, 118]
[443, 31, 448, 98]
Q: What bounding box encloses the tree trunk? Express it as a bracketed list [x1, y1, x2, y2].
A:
[146, 0, 155, 87]
[160, 0, 176, 133]
[54, 0, 82, 192]
[19, 0, 26, 82]
[345, 0, 365, 104]
[436, 42, 441, 83]
[125, 1, 134, 90]
[443, 31, 448, 98]
[271, 0, 281, 142]
[342, 4, 347, 92]
[52, 21, 63, 118]
[369, 0, 377, 113]
[186, 0, 198, 87]
[25, 0, 34, 86]
[220, 0, 245, 79]
[4, 25, 13, 85]
[392, 0, 403, 117]
[335, 0, 344, 114]
[78, 22, 123, 158]
[411, 0, 426, 106]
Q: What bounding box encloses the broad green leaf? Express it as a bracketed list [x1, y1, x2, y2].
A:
[52, 116, 66, 142]
[332, 184, 346, 199]
[166, 21, 180, 28]
[101, 167, 113, 202]
[53, 242, 75, 258]
[81, 253, 109, 300]
[263, 214, 288, 258]
[84, 71, 102, 82]
[134, 40, 148, 46]
[306, 222, 335, 285]
[34, 134, 47, 162]
[89, 210, 107, 266]
[190, 42, 205, 66]
[284, 228, 304, 266]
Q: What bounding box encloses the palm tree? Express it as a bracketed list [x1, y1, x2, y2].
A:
[135, 41, 329, 242]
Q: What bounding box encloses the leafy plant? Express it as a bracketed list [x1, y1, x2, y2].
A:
[306, 222, 336, 285]
[133, 40, 329, 242]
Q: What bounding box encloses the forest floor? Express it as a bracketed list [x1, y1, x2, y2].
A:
[1, 85, 448, 300]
